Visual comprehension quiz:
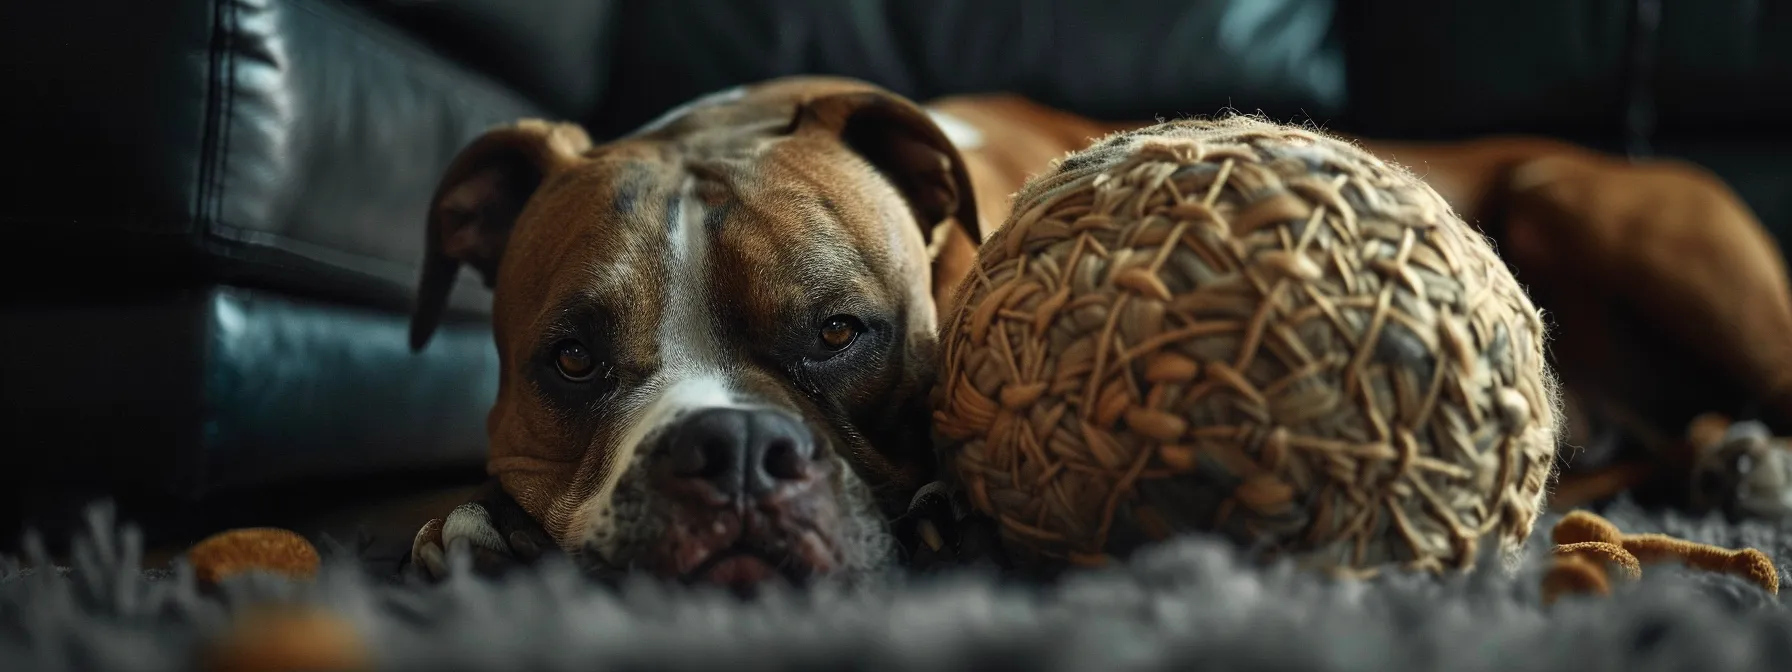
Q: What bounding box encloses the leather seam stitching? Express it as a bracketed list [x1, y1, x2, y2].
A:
[205, 219, 486, 294]
[214, 0, 240, 232]
[291, 0, 547, 113]
[194, 0, 229, 236]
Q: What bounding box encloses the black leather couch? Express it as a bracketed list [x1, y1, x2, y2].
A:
[3, 0, 1787, 549]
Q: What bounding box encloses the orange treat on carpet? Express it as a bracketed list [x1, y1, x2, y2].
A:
[204, 605, 369, 672]
[187, 528, 320, 586]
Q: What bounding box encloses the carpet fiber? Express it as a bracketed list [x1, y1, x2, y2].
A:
[4, 500, 1791, 672]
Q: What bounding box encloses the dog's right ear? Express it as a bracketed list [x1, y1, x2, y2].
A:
[410, 120, 592, 351]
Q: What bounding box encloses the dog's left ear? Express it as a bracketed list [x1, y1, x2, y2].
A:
[411, 119, 592, 351]
[791, 91, 981, 247]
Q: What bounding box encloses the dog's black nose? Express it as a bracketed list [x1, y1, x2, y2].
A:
[661, 407, 818, 500]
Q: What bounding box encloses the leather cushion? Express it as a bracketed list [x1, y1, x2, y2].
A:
[590, 0, 1345, 137]
[1652, 1, 1792, 136]
[353, 0, 618, 119]
[1340, 0, 1636, 141]
[0, 0, 219, 239]
[1342, 0, 1792, 141]
[1, 0, 547, 320]
[1, 285, 496, 499]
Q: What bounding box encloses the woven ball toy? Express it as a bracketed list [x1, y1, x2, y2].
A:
[932, 116, 1562, 575]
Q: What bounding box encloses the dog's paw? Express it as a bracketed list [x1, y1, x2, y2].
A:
[1690, 420, 1792, 520]
[894, 481, 1006, 572]
[409, 487, 554, 581]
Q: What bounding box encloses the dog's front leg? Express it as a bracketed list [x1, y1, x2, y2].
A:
[1687, 418, 1792, 521]
[409, 481, 555, 580]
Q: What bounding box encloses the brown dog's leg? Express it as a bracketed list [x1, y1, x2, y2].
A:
[1502, 154, 1792, 429]
[1358, 139, 1792, 428]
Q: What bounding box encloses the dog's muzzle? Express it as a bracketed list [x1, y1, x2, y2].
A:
[643, 406, 843, 591]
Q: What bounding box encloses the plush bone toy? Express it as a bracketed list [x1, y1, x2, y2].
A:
[1543, 509, 1780, 604]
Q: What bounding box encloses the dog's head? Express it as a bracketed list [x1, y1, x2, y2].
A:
[408, 77, 979, 588]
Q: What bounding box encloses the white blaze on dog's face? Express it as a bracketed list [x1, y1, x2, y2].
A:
[408, 78, 980, 586]
[560, 172, 887, 578]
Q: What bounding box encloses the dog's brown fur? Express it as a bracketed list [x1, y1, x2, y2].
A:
[921, 95, 1138, 317]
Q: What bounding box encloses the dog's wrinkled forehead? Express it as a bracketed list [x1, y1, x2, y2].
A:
[505, 99, 930, 537]
[504, 96, 914, 399]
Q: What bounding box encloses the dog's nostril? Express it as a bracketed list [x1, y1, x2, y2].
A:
[698, 440, 734, 479]
[762, 439, 807, 481]
[662, 407, 816, 498]
[668, 440, 702, 476]
[668, 436, 735, 479]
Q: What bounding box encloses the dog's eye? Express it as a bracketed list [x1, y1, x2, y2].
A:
[554, 340, 599, 381]
[818, 315, 863, 351]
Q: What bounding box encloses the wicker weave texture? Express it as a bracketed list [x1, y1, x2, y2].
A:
[933, 117, 1561, 574]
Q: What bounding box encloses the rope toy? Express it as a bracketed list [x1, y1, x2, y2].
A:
[932, 116, 1562, 576]
[1543, 509, 1779, 604]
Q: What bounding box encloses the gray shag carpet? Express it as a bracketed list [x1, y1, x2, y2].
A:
[3, 500, 1791, 672]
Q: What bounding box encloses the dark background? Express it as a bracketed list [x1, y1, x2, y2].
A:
[2, 0, 1788, 562]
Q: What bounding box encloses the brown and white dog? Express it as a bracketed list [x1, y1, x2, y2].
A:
[404, 77, 1118, 588]
[407, 75, 1792, 587]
